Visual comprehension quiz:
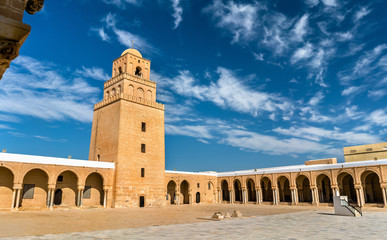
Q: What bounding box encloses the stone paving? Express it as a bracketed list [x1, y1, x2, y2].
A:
[6, 210, 387, 240]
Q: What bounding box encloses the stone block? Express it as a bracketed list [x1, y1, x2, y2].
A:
[232, 210, 242, 217]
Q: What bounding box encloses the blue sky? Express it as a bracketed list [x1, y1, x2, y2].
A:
[0, 0, 386, 171]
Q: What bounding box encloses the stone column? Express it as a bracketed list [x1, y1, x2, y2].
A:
[103, 190, 108, 208]
[331, 185, 339, 196]
[217, 190, 221, 203]
[189, 194, 192, 204]
[15, 187, 22, 209]
[381, 187, 387, 207]
[255, 189, 259, 204]
[241, 188, 247, 204]
[355, 185, 364, 207]
[175, 191, 179, 205]
[48, 185, 55, 210]
[229, 188, 234, 204]
[12, 184, 22, 210]
[272, 187, 278, 205]
[311, 186, 318, 206]
[78, 185, 85, 207]
[290, 187, 296, 205]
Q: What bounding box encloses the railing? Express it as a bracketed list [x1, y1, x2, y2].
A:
[341, 199, 362, 217]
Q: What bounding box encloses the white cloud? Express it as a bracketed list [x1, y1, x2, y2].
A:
[308, 91, 324, 106]
[222, 129, 340, 156]
[305, 0, 319, 7]
[76, 66, 110, 81]
[253, 52, 264, 61]
[102, 0, 141, 8]
[91, 27, 111, 42]
[0, 124, 12, 129]
[321, 0, 338, 7]
[0, 56, 99, 123]
[353, 6, 371, 23]
[273, 126, 381, 145]
[292, 14, 309, 42]
[203, 0, 259, 43]
[341, 86, 364, 96]
[165, 124, 214, 139]
[291, 43, 313, 64]
[368, 109, 387, 126]
[171, 0, 183, 29]
[164, 67, 292, 117]
[368, 89, 387, 100]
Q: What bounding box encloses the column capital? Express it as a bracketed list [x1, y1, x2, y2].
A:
[47, 184, 56, 189]
[103, 185, 112, 191]
[255, 187, 261, 191]
[13, 184, 22, 189]
[354, 184, 363, 189]
[77, 185, 85, 190]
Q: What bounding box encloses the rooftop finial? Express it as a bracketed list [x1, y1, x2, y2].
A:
[131, 40, 134, 49]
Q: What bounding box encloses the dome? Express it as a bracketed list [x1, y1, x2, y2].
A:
[121, 48, 142, 58]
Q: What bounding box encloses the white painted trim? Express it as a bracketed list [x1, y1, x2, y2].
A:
[167, 159, 387, 177]
[165, 170, 218, 176]
[0, 153, 115, 169]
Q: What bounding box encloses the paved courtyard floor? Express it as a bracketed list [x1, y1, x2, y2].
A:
[1, 204, 387, 239]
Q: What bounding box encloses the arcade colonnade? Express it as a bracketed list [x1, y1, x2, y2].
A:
[165, 161, 387, 208]
[216, 166, 387, 207]
[0, 154, 114, 210]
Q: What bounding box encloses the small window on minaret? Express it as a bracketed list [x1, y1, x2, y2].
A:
[97, 155, 100, 161]
[141, 144, 146, 153]
[106, 91, 109, 98]
[141, 168, 145, 177]
[142, 122, 146, 132]
[118, 67, 122, 75]
[135, 67, 142, 77]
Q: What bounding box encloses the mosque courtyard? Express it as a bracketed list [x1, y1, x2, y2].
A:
[1, 204, 387, 239]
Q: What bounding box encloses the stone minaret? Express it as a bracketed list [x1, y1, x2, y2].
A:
[89, 48, 165, 207]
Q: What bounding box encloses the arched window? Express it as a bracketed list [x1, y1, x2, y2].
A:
[112, 88, 116, 96]
[128, 85, 134, 95]
[135, 66, 142, 77]
[137, 88, 144, 98]
[106, 91, 110, 98]
[118, 85, 121, 94]
[118, 67, 122, 75]
[146, 90, 152, 101]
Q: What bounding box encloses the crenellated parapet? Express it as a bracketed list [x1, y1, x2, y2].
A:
[94, 93, 164, 111]
[104, 73, 157, 89]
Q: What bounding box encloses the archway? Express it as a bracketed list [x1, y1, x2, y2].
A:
[196, 192, 200, 203]
[261, 177, 273, 202]
[21, 169, 48, 208]
[221, 180, 229, 202]
[167, 180, 176, 204]
[316, 174, 333, 203]
[0, 167, 14, 209]
[277, 176, 291, 202]
[362, 171, 383, 203]
[234, 179, 242, 202]
[180, 180, 189, 204]
[54, 189, 62, 205]
[55, 171, 78, 206]
[83, 172, 103, 206]
[296, 175, 312, 202]
[246, 178, 256, 202]
[338, 172, 357, 203]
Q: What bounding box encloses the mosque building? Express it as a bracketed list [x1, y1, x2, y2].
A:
[1, 49, 387, 210]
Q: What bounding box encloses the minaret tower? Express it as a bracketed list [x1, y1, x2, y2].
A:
[89, 48, 165, 207]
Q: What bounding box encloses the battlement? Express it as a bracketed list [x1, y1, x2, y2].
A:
[94, 93, 164, 111]
[104, 73, 156, 89]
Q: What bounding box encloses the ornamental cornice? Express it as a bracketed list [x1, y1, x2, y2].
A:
[26, 0, 45, 15]
[104, 73, 156, 89]
[0, 39, 20, 60]
[94, 93, 164, 111]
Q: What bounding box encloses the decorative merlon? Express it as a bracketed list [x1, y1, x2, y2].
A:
[94, 93, 164, 111]
[104, 73, 156, 89]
